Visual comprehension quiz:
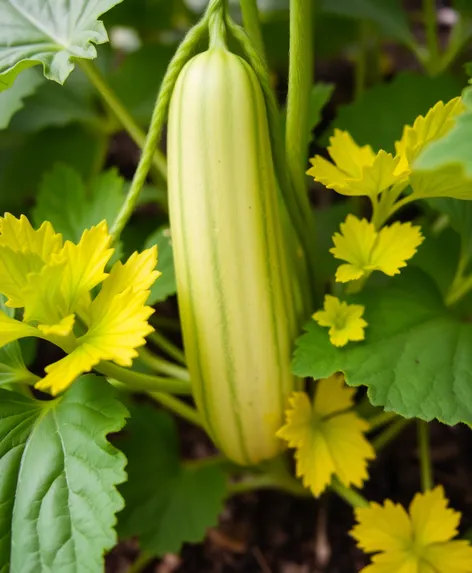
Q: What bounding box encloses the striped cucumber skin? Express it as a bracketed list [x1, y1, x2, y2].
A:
[168, 48, 298, 465]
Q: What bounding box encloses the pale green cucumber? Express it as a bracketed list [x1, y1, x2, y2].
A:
[167, 47, 298, 466]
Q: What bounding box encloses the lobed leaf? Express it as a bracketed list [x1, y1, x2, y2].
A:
[293, 268, 472, 425]
[0, 375, 128, 573]
[0, 0, 123, 90]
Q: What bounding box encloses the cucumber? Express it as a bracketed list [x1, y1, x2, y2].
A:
[167, 46, 298, 465]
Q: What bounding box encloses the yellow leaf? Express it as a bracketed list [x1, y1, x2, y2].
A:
[409, 486, 460, 546]
[351, 486, 472, 573]
[330, 215, 424, 282]
[0, 246, 44, 308]
[352, 500, 412, 553]
[395, 98, 465, 171]
[277, 377, 375, 496]
[57, 221, 114, 312]
[308, 130, 405, 198]
[370, 222, 424, 277]
[0, 311, 39, 347]
[36, 288, 155, 395]
[100, 246, 159, 299]
[313, 295, 367, 347]
[0, 213, 63, 262]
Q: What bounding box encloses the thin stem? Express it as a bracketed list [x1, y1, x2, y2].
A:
[240, 0, 266, 60]
[228, 472, 309, 497]
[98, 362, 192, 394]
[373, 417, 411, 451]
[330, 477, 370, 508]
[109, 14, 210, 242]
[138, 347, 190, 381]
[417, 420, 433, 491]
[423, 0, 440, 74]
[127, 553, 154, 573]
[148, 392, 203, 427]
[367, 410, 398, 432]
[148, 330, 186, 365]
[208, 0, 227, 48]
[446, 248, 472, 306]
[79, 60, 167, 181]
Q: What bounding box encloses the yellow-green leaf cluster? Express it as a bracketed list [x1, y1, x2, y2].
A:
[277, 374, 375, 496]
[0, 214, 160, 395]
[308, 96, 467, 203]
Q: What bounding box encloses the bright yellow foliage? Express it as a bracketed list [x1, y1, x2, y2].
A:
[331, 215, 424, 283]
[307, 129, 405, 198]
[351, 486, 472, 573]
[395, 98, 465, 172]
[277, 375, 375, 496]
[313, 294, 367, 347]
[0, 214, 160, 395]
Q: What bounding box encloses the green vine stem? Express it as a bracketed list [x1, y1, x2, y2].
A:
[128, 552, 154, 573]
[418, 420, 433, 491]
[79, 60, 167, 181]
[373, 417, 411, 451]
[138, 347, 190, 381]
[148, 330, 187, 365]
[239, 0, 266, 61]
[109, 3, 218, 242]
[330, 477, 370, 508]
[367, 410, 397, 432]
[98, 361, 192, 394]
[148, 391, 203, 427]
[422, 0, 440, 75]
[446, 248, 472, 306]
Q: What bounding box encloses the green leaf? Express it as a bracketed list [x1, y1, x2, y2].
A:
[293, 268, 472, 425]
[33, 164, 124, 242]
[109, 44, 176, 126]
[319, 0, 414, 45]
[118, 404, 227, 556]
[145, 227, 177, 304]
[0, 124, 105, 214]
[324, 72, 464, 152]
[8, 67, 101, 133]
[0, 69, 42, 128]
[0, 0, 122, 91]
[308, 83, 334, 136]
[0, 375, 128, 572]
[0, 296, 38, 388]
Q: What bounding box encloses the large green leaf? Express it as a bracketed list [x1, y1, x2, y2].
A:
[8, 67, 101, 133]
[118, 404, 227, 556]
[293, 269, 472, 425]
[145, 227, 177, 304]
[319, 0, 414, 45]
[0, 375, 128, 573]
[0, 124, 104, 214]
[0, 0, 122, 90]
[324, 72, 463, 152]
[0, 69, 42, 128]
[33, 164, 124, 242]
